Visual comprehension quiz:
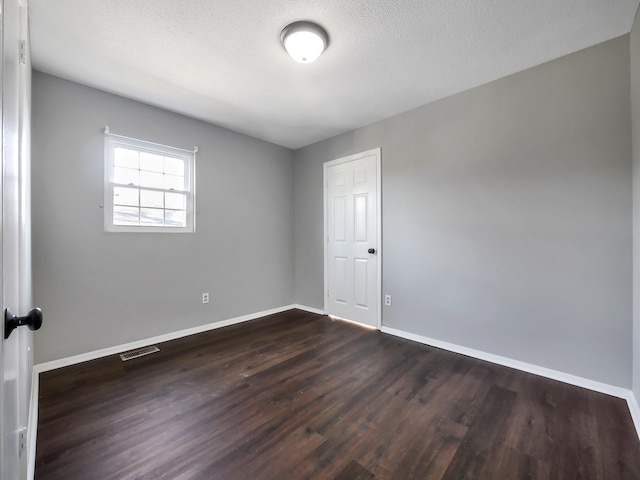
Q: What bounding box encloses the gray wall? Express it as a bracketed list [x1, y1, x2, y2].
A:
[32, 72, 294, 363]
[33, 35, 635, 388]
[294, 36, 633, 387]
[632, 12, 640, 401]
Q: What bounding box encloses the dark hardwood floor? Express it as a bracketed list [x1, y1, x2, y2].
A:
[35, 310, 640, 479]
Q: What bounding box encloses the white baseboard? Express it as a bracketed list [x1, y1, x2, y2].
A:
[627, 392, 640, 440]
[293, 304, 325, 315]
[381, 325, 640, 439]
[34, 305, 302, 374]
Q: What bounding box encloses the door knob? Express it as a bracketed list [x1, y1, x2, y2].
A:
[4, 307, 43, 340]
[368, 248, 376, 254]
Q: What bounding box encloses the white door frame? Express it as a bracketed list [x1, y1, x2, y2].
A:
[2, 0, 33, 478]
[323, 148, 382, 329]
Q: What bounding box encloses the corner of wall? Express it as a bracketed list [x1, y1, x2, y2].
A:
[631, 2, 640, 405]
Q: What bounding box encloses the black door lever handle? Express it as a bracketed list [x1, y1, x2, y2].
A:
[5, 307, 43, 339]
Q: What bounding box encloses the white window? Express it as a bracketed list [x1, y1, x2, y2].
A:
[104, 130, 196, 233]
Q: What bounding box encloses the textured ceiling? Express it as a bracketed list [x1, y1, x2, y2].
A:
[30, 0, 640, 149]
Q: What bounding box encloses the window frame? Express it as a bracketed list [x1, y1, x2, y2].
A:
[104, 132, 196, 233]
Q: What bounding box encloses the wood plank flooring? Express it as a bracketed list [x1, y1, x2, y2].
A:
[35, 310, 640, 479]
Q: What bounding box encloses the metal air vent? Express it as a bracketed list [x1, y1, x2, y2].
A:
[119, 345, 160, 361]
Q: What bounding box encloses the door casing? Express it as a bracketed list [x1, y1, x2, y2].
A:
[2, 0, 33, 478]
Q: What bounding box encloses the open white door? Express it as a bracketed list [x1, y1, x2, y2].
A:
[324, 148, 381, 328]
[1, 0, 34, 478]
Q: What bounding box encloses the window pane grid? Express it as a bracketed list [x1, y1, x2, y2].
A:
[113, 149, 187, 191]
[106, 136, 195, 233]
[113, 187, 187, 227]
[111, 182, 188, 194]
[113, 208, 186, 228]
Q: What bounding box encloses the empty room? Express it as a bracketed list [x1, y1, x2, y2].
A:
[2, 0, 640, 479]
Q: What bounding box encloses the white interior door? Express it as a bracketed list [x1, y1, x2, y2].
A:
[2, 0, 33, 478]
[324, 148, 381, 328]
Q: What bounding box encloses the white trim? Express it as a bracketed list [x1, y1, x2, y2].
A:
[103, 133, 196, 234]
[35, 305, 295, 373]
[627, 392, 640, 440]
[104, 126, 198, 155]
[293, 304, 325, 315]
[381, 326, 632, 399]
[323, 148, 382, 329]
[26, 368, 39, 480]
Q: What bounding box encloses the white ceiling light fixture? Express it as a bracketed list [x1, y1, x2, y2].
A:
[280, 21, 329, 64]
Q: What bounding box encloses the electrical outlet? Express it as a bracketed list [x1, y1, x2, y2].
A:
[384, 295, 392, 307]
[202, 293, 210, 304]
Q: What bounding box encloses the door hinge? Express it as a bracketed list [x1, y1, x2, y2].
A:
[19, 40, 26, 64]
[18, 427, 27, 456]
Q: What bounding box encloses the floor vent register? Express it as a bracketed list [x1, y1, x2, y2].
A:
[119, 345, 160, 361]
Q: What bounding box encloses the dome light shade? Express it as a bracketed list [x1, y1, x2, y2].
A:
[281, 21, 329, 63]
